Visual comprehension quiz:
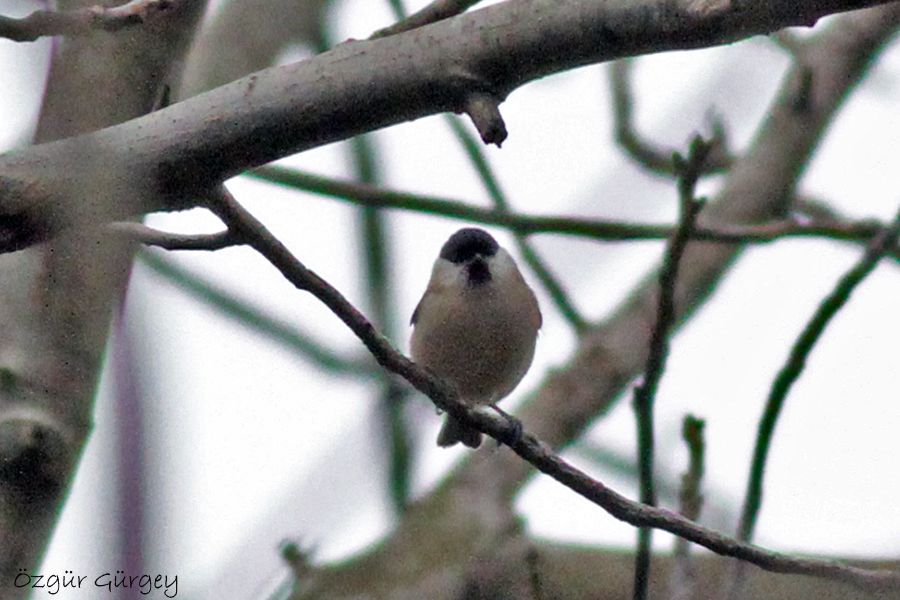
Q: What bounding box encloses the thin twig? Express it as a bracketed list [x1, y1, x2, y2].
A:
[347, 133, 413, 515]
[631, 137, 709, 600]
[386, 0, 407, 20]
[610, 59, 733, 177]
[107, 222, 240, 251]
[725, 206, 900, 598]
[137, 251, 375, 378]
[526, 546, 544, 600]
[738, 205, 900, 542]
[202, 185, 900, 595]
[0, 0, 180, 42]
[669, 415, 706, 600]
[249, 167, 900, 260]
[372, 0, 484, 38]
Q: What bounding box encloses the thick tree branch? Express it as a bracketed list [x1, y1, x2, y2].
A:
[0, 0, 183, 42]
[2, 0, 898, 248]
[202, 186, 900, 594]
[0, 1, 208, 593]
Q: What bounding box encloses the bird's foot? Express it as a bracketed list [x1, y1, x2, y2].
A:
[490, 405, 523, 447]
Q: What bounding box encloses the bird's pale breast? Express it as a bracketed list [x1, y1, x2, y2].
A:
[411, 283, 537, 405]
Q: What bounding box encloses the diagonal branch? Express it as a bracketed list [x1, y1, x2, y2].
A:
[738, 206, 900, 542]
[724, 206, 900, 599]
[202, 185, 900, 594]
[0, 0, 184, 42]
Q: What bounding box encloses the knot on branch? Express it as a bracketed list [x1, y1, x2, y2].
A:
[464, 93, 508, 147]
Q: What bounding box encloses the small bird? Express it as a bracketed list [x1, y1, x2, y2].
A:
[410, 228, 541, 448]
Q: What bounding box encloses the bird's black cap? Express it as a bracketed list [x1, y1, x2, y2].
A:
[439, 228, 499, 264]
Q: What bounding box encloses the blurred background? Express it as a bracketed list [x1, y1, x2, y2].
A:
[1, 0, 898, 598]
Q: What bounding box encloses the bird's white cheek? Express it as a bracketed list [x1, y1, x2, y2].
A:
[489, 249, 519, 282]
[430, 258, 466, 290]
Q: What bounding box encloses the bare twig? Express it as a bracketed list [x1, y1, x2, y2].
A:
[249, 167, 900, 260]
[202, 185, 900, 594]
[727, 206, 900, 599]
[526, 546, 544, 600]
[0, 0, 181, 42]
[677, 417, 706, 534]
[632, 137, 709, 600]
[106, 222, 240, 251]
[280, 540, 315, 581]
[610, 59, 733, 177]
[738, 205, 900, 543]
[373, 0, 483, 38]
[137, 251, 375, 378]
[346, 133, 413, 515]
[669, 415, 706, 600]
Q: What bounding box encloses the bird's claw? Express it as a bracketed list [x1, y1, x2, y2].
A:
[491, 405, 523, 447]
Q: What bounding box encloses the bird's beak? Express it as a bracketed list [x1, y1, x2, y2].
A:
[466, 255, 491, 284]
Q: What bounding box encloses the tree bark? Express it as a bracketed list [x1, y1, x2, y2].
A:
[0, 1, 207, 596]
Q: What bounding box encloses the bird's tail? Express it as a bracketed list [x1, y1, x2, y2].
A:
[437, 415, 482, 448]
